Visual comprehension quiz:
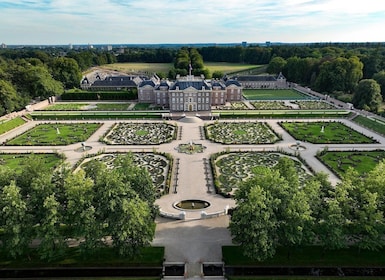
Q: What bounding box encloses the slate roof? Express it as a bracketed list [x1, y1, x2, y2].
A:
[91, 76, 139, 88]
[211, 80, 226, 90]
[170, 80, 211, 90]
[225, 80, 242, 87]
[139, 80, 156, 87]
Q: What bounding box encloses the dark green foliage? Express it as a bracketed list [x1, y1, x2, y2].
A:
[0, 154, 157, 261]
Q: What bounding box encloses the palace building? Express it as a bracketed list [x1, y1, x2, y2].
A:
[138, 75, 242, 112]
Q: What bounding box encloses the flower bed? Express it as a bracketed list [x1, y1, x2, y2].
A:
[212, 152, 310, 196]
[103, 122, 177, 145]
[205, 122, 280, 144]
[80, 152, 171, 197]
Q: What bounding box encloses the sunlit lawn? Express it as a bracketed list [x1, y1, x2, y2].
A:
[280, 121, 377, 144]
[100, 62, 260, 75]
[0, 153, 63, 172]
[317, 150, 385, 177]
[0, 117, 26, 135]
[5, 123, 102, 146]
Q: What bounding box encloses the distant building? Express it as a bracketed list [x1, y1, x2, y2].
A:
[82, 75, 142, 91]
[233, 72, 287, 89]
[1, 43, 7, 49]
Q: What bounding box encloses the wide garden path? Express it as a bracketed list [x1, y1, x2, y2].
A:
[1, 114, 385, 278]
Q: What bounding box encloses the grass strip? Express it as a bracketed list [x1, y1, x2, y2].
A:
[0, 117, 26, 135]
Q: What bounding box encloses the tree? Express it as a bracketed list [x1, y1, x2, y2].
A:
[230, 161, 313, 261]
[63, 169, 98, 252]
[372, 70, 385, 99]
[229, 185, 278, 261]
[0, 181, 31, 258]
[0, 79, 22, 115]
[90, 157, 156, 256]
[51, 57, 82, 89]
[267, 56, 286, 74]
[352, 79, 382, 112]
[36, 194, 65, 261]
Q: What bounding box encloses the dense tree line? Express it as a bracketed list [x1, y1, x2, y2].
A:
[230, 157, 385, 261]
[0, 48, 117, 115]
[0, 154, 157, 261]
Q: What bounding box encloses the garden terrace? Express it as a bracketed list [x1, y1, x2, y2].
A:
[250, 101, 291, 110]
[80, 153, 171, 197]
[293, 100, 336, 109]
[205, 122, 280, 144]
[103, 122, 177, 145]
[212, 152, 311, 195]
[0, 117, 26, 135]
[0, 153, 64, 172]
[5, 123, 102, 146]
[317, 150, 385, 178]
[30, 111, 163, 120]
[212, 109, 351, 119]
[279, 121, 378, 144]
[243, 89, 316, 100]
[42, 103, 132, 111]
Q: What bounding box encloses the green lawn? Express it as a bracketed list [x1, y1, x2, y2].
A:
[43, 103, 132, 111]
[0, 117, 26, 135]
[353, 115, 385, 136]
[280, 121, 377, 144]
[5, 123, 102, 146]
[243, 89, 314, 100]
[0, 153, 63, 172]
[317, 150, 385, 177]
[99, 62, 260, 75]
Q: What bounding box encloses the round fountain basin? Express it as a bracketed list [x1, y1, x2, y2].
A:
[173, 199, 210, 210]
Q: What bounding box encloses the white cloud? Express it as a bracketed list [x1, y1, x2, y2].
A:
[1, 0, 385, 44]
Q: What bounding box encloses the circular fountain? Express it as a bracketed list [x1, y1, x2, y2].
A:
[173, 199, 210, 211]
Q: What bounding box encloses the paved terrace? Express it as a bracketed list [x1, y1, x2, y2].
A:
[1, 114, 385, 278]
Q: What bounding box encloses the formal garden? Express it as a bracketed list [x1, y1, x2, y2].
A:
[250, 100, 336, 110]
[212, 152, 310, 195]
[43, 103, 132, 111]
[243, 89, 315, 100]
[205, 121, 280, 144]
[279, 121, 378, 144]
[5, 123, 102, 146]
[79, 152, 171, 197]
[317, 150, 385, 178]
[103, 122, 177, 145]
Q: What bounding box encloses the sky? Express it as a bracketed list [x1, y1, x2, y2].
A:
[1, 0, 385, 45]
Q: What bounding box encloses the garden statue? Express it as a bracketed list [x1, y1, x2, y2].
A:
[321, 126, 325, 133]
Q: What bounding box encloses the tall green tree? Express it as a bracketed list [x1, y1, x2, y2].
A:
[0, 182, 31, 258]
[0, 79, 22, 115]
[372, 70, 385, 99]
[51, 57, 82, 89]
[230, 185, 278, 261]
[352, 79, 382, 112]
[267, 56, 286, 74]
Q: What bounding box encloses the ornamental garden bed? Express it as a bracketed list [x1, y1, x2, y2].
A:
[317, 150, 385, 178]
[279, 121, 378, 144]
[43, 103, 132, 111]
[243, 89, 314, 100]
[205, 122, 280, 144]
[79, 152, 171, 197]
[5, 123, 102, 146]
[212, 152, 311, 196]
[103, 122, 177, 145]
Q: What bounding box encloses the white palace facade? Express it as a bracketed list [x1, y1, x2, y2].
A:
[138, 75, 243, 112]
